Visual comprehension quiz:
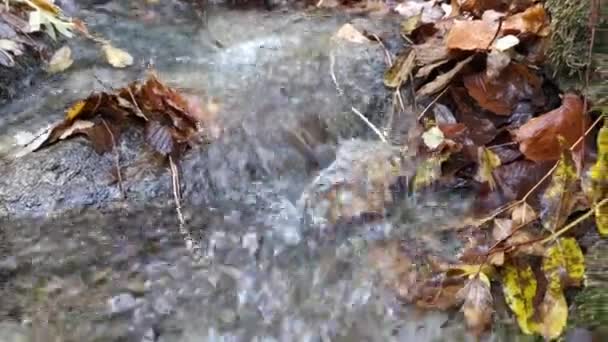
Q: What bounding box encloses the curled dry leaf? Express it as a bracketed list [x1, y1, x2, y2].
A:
[102, 43, 133, 68]
[502, 261, 537, 334]
[514, 93, 587, 162]
[502, 3, 551, 37]
[384, 50, 416, 88]
[458, 273, 493, 335]
[446, 19, 498, 51]
[47, 45, 73, 73]
[463, 63, 544, 115]
[417, 55, 473, 97]
[540, 144, 577, 232]
[542, 237, 585, 287]
[333, 23, 370, 44]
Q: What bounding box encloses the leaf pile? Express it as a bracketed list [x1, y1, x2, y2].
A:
[374, 0, 607, 339]
[22, 73, 209, 159]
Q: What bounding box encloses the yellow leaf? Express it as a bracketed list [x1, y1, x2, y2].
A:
[333, 24, 370, 44]
[589, 118, 608, 235]
[540, 138, 577, 232]
[65, 100, 86, 121]
[47, 45, 73, 74]
[413, 153, 449, 191]
[534, 284, 568, 340]
[459, 273, 493, 335]
[102, 44, 133, 68]
[27, 0, 61, 15]
[383, 49, 416, 89]
[401, 13, 422, 35]
[542, 237, 585, 287]
[475, 146, 501, 190]
[502, 262, 537, 334]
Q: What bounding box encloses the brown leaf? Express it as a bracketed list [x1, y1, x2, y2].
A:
[493, 160, 553, 201]
[510, 202, 537, 226]
[458, 274, 493, 335]
[458, 0, 510, 16]
[384, 49, 416, 88]
[539, 145, 578, 232]
[513, 93, 587, 162]
[417, 55, 473, 97]
[414, 37, 450, 66]
[446, 19, 498, 51]
[492, 218, 514, 241]
[502, 3, 551, 37]
[463, 63, 544, 115]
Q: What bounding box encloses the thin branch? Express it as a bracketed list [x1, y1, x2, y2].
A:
[417, 87, 448, 120]
[351, 107, 388, 143]
[542, 198, 608, 244]
[101, 118, 125, 198]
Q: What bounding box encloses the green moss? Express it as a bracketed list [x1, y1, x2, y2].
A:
[571, 287, 608, 329]
[545, 0, 591, 78]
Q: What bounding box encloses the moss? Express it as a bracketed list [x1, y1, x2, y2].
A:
[571, 287, 608, 329]
[545, 0, 592, 78]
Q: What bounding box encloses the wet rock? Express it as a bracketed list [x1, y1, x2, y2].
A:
[108, 293, 137, 314]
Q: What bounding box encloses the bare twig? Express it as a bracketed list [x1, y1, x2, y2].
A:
[126, 87, 148, 121]
[417, 87, 448, 120]
[542, 197, 608, 243]
[169, 156, 202, 260]
[351, 107, 387, 143]
[329, 51, 343, 96]
[101, 118, 125, 198]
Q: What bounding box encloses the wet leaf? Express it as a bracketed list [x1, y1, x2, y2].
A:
[384, 50, 416, 88]
[334, 23, 370, 44]
[475, 147, 501, 190]
[422, 126, 445, 150]
[514, 93, 587, 162]
[588, 119, 608, 235]
[417, 55, 473, 97]
[542, 237, 585, 287]
[47, 45, 73, 74]
[446, 19, 498, 51]
[458, 273, 493, 335]
[502, 261, 537, 334]
[540, 144, 577, 232]
[535, 284, 568, 340]
[102, 43, 133, 68]
[502, 3, 551, 37]
[463, 63, 544, 115]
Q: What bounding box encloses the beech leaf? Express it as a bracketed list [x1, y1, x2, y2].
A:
[542, 237, 585, 287]
[334, 24, 370, 44]
[475, 147, 501, 190]
[588, 118, 608, 235]
[446, 19, 497, 51]
[416, 55, 473, 96]
[384, 50, 416, 89]
[102, 43, 133, 68]
[502, 262, 537, 334]
[421, 126, 445, 150]
[534, 284, 568, 340]
[47, 45, 73, 74]
[540, 142, 577, 232]
[458, 273, 493, 335]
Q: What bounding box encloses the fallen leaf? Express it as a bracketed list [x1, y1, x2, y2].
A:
[493, 159, 553, 201]
[540, 143, 578, 232]
[463, 63, 544, 115]
[507, 230, 545, 256]
[417, 55, 473, 96]
[458, 0, 509, 16]
[102, 43, 133, 68]
[502, 3, 551, 37]
[514, 93, 587, 162]
[27, 4, 74, 40]
[485, 49, 511, 79]
[458, 273, 493, 335]
[494, 34, 519, 51]
[47, 45, 73, 73]
[401, 13, 423, 35]
[58, 120, 95, 139]
[510, 202, 537, 226]
[415, 58, 449, 78]
[502, 261, 537, 334]
[384, 50, 416, 88]
[414, 37, 450, 66]
[542, 237, 585, 287]
[535, 282, 568, 340]
[145, 121, 174, 156]
[492, 218, 513, 241]
[475, 147, 501, 189]
[334, 23, 370, 44]
[422, 126, 445, 150]
[65, 100, 87, 121]
[446, 19, 498, 50]
[413, 153, 450, 191]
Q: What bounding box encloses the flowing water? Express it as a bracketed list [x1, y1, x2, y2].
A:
[0, 2, 528, 341]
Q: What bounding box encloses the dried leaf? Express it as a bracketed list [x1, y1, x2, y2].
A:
[463, 63, 544, 115]
[459, 273, 493, 335]
[27, 4, 74, 40]
[540, 144, 577, 232]
[401, 13, 423, 36]
[47, 45, 73, 74]
[506, 230, 545, 256]
[494, 34, 519, 51]
[422, 126, 445, 150]
[535, 284, 568, 340]
[446, 19, 498, 51]
[417, 55, 473, 96]
[492, 218, 513, 241]
[542, 237, 585, 287]
[65, 100, 87, 121]
[458, 0, 509, 16]
[334, 24, 370, 44]
[514, 93, 587, 162]
[588, 119, 608, 235]
[102, 44, 133, 68]
[475, 147, 501, 190]
[145, 121, 175, 156]
[502, 4, 551, 37]
[502, 262, 537, 334]
[510, 202, 537, 226]
[384, 50, 416, 88]
[413, 153, 450, 191]
[415, 59, 449, 78]
[485, 49, 511, 80]
[413, 37, 450, 66]
[58, 120, 95, 140]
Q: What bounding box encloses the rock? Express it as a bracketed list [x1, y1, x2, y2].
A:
[0, 322, 30, 342]
[108, 293, 137, 314]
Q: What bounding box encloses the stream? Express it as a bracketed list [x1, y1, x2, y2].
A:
[0, 1, 529, 341]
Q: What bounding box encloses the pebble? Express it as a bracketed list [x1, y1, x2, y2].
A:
[108, 293, 137, 314]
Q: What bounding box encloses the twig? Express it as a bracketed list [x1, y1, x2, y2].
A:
[169, 156, 202, 260]
[351, 107, 387, 143]
[329, 51, 343, 96]
[126, 87, 148, 121]
[542, 198, 608, 244]
[417, 87, 448, 120]
[101, 118, 125, 198]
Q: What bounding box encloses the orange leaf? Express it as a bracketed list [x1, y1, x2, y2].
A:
[513, 93, 587, 162]
[502, 4, 551, 37]
[446, 19, 498, 51]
